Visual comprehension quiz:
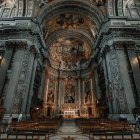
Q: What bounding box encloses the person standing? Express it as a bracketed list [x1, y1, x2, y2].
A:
[18, 113, 22, 122]
[8, 114, 12, 124]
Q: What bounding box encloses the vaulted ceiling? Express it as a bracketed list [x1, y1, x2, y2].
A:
[38, 0, 106, 73]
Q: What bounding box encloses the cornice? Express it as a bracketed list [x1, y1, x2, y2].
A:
[94, 23, 140, 61]
[0, 20, 46, 57]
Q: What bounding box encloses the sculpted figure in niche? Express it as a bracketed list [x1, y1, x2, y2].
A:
[47, 81, 55, 104]
[64, 84, 75, 103]
[47, 90, 54, 104]
[85, 91, 92, 104]
[85, 81, 92, 104]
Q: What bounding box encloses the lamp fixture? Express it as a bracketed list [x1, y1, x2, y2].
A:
[0, 53, 3, 65]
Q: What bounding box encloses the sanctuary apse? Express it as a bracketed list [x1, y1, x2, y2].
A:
[0, 0, 139, 122]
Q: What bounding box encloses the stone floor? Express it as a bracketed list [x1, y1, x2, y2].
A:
[49, 119, 140, 140]
[49, 119, 90, 140]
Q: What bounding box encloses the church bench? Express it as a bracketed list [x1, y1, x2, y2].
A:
[6, 130, 48, 139]
[0, 138, 39, 140]
[82, 125, 132, 133]
[96, 138, 140, 140]
[92, 129, 133, 137]
[8, 122, 60, 133]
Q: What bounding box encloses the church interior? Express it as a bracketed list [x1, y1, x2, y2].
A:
[0, 0, 140, 139]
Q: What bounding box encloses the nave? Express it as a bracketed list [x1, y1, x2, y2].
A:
[49, 119, 89, 140]
[0, 117, 140, 140]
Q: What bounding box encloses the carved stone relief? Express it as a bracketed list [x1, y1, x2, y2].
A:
[110, 48, 128, 113]
[12, 49, 30, 114]
[125, 0, 140, 18]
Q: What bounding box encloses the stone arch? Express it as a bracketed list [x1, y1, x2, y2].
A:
[109, 0, 140, 18]
[38, 0, 104, 28]
[45, 29, 95, 49]
[124, 0, 140, 18]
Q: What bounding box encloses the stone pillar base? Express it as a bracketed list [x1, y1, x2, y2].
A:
[108, 114, 135, 122]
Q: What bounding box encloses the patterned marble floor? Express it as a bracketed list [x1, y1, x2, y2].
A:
[49, 119, 90, 140]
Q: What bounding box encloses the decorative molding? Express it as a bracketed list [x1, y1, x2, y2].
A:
[0, 20, 45, 57]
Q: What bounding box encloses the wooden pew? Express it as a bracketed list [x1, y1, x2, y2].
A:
[5, 117, 63, 139]
[75, 118, 134, 139]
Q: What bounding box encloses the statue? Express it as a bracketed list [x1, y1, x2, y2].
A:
[84, 81, 92, 104]
[47, 90, 54, 104]
[85, 91, 92, 104]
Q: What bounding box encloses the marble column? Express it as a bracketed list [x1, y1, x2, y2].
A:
[78, 76, 81, 110]
[108, 47, 129, 114]
[38, 70, 46, 100]
[127, 48, 140, 105]
[116, 48, 135, 113]
[3, 48, 25, 118]
[43, 77, 49, 114]
[0, 48, 13, 99]
[103, 47, 114, 113]
[58, 79, 62, 111]
[21, 47, 37, 115]
[10, 48, 33, 115]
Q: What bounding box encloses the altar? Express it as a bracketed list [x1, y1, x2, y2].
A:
[64, 110, 75, 118]
[61, 103, 79, 118]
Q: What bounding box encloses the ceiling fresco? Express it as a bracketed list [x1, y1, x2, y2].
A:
[43, 13, 97, 41]
[45, 14, 97, 31]
[56, 14, 84, 29]
[38, 0, 105, 75]
[49, 37, 91, 71]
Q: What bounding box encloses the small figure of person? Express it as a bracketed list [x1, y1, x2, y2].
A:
[8, 114, 12, 124]
[85, 91, 92, 104]
[6, 114, 12, 131]
[136, 115, 140, 128]
[18, 113, 22, 122]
